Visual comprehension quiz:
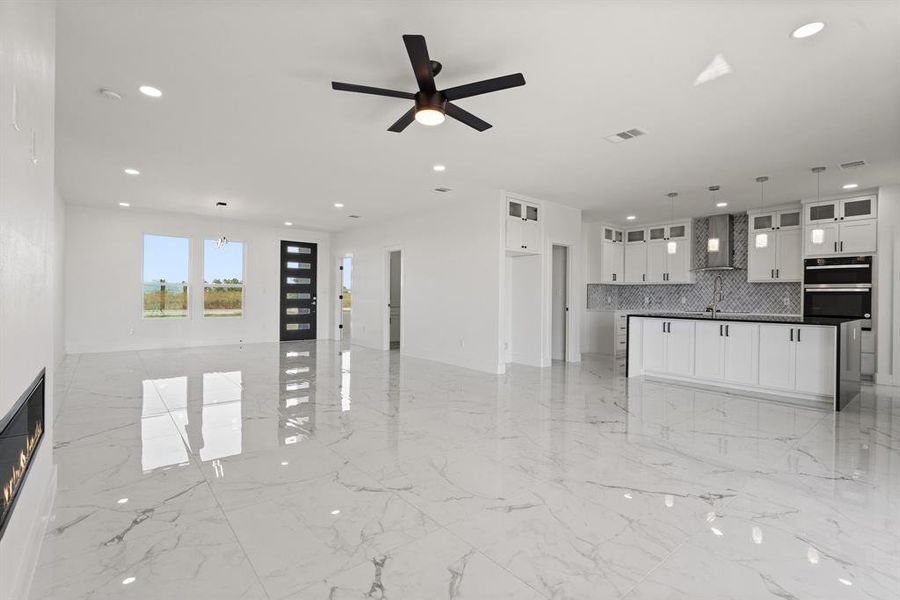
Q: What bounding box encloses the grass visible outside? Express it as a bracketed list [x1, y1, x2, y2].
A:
[142, 286, 243, 318]
[203, 287, 243, 317]
[143, 289, 188, 318]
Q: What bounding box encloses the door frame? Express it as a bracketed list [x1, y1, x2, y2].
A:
[545, 240, 578, 365]
[335, 254, 352, 340]
[383, 246, 404, 351]
[550, 244, 569, 361]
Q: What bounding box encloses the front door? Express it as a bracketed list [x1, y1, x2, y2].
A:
[280, 240, 317, 341]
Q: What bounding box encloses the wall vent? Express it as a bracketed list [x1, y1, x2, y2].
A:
[604, 128, 648, 144]
[348, 214, 361, 219]
[433, 187, 452, 193]
[840, 160, 866, 170]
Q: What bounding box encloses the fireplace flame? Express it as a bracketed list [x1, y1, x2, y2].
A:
[2, 420, 42, 513]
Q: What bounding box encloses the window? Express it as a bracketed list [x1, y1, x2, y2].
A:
[204, 240, 244, 317]
[143, 235, 190, 318]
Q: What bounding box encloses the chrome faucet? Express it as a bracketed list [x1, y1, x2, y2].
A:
[707, 275, 723, 318]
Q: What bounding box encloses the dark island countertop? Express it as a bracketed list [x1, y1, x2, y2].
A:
[625, 312, 863, 327]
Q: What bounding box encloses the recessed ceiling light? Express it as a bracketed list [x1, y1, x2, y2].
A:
[838, 578, 853, 586]
[842, 183, 859, 190]
[626, 215, 636, 220]
[118, 202, 131, 208]
[791, 22, 825, 39]
[330, 509, 341, 515]
[334, 203, 344, 208]
[433, 164, 446, 172]
[138, 85, 162, 98]
[280, 461, 289, 466]
[716, 202, 728, 208]
[122, 577, 136, 585]
[117, 498, 129, 504]
[124, 168, 140, 176]
[284, 221, 293, 226]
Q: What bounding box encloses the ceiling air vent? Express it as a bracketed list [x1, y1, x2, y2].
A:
[433, 187, 452, 193]
[604, 128, 648, 144]
[348, 215, 361, 219]
[840, 160, 866, 170]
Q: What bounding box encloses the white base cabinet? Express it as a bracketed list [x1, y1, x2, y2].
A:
[629, 317, 837, 402]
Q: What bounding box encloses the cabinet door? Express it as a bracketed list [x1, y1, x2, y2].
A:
[758, 325, 796, 391]
[642, 319, 667, 372]
[667, 223, 688, 240]
[521, 220, 540, 253]
[805, 224, 838, 256]
[723, 323, 758, 384]
[666, 240, 691, 283]
[506, 218, 524, 251]
[601, 241, 623, 283]
[624, 242, 647, 283]
[524, 203, 539, 222]
[794, 326, 835, 396]
[587, 226, 604, 283]
[666, 320, 695, 376]
[775, 228, 802, 281]
[806, 201, 838, 224]
[840, 196, 875, 221]
[838, 221, 876, 254]
[626, 229, 646, 244]
[750, 213, 775, 232]
[776, 209, 801, 229]
[694, 322, 724, 380]
[646, 242, 667, 283]
[747, 231, 776, 282]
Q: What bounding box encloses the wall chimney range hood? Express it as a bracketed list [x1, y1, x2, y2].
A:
[694, 213, 738, 271]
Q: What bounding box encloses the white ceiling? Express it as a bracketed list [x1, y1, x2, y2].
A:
[56, 1, 900, 231]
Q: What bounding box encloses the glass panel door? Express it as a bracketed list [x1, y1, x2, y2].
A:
[280, 241, 317, 341]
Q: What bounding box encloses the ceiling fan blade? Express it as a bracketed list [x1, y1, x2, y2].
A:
[445, 102, 492, 132]
[402, 34, 436, 94]
[441, 73, 526, 101]
[332, 81, 414, 100]
[387, 107, 417, 133]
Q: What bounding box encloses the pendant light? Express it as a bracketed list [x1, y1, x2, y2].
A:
[215, 201, 229, 249]
[706, 186, 721, 252]
[754, 176, 769, 249]
[809, 167, 827, 245]
[666, 192, 678, 254]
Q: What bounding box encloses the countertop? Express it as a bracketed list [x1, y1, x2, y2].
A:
[626, 312, 862, 327]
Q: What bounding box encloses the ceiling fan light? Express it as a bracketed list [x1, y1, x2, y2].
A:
[415, 107, 445, 126]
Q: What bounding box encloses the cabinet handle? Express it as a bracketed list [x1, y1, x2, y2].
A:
[642, 273, 645, 282]
[662, 322, 666, 333]
[719, 324, 723, 336]
[840, 241, 844, 252]
[834, 242, 837, 252]
[790, 328, 793, 342]
[771, 269, 774, 279]
[776, 269, 779, 278]
[612, 273, 616, 282]
[725, 324, 729, 337]
[797, 328, 801, 342]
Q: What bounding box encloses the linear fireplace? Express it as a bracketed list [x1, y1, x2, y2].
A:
[0, 369, 45, 539]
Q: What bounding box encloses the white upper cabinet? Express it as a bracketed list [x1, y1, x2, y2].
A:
[805, 195, 877, 224]
[624, 221, 693, 284]
[747, 206, 802, 282]
[587, 223, 624, 284]
[506, 198, 540, 254]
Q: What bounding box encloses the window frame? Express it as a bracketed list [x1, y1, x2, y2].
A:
[141, 233, 192, 320]
[201, 238, 247, 319]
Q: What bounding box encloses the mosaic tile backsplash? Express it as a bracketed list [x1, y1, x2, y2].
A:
[587, 214, 802, 314]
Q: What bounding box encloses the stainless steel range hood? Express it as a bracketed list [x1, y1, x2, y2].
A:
[694, 213, 738, 271]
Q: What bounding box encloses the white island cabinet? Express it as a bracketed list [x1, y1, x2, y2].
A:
[627, 314, 862, 410]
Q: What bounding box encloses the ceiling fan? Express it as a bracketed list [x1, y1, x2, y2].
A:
[331, 34, 526, 132]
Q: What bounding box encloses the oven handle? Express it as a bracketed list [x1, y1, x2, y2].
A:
[804, 287, 872, 293]
[805, 264, 870, 270]
[804, 283, 871, 290]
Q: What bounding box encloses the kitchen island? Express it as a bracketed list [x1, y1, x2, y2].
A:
[626, 313, 863, 410]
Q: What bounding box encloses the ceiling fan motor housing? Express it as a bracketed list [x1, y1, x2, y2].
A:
[415, 92, 446, 114]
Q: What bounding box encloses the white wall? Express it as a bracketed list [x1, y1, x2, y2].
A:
[0, 2, 57, 598]
[539, 197, 582, 365]
[876, 184, 900, 385]
[333, 190, 504, 374]
[53, 188, 65, 366]
[65, 205, 332, 353]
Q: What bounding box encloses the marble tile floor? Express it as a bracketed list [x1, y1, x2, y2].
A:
[26, 342, 900, 599]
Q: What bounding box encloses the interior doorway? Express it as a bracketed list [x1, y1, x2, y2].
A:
[551, 245, 568, 361]
[339, 255, 352, 343]
[388, 250, 401, 350]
